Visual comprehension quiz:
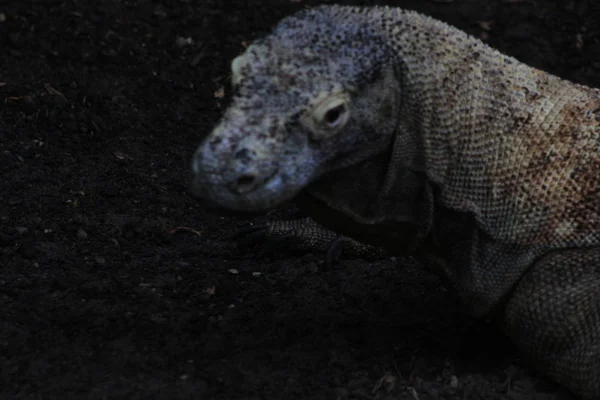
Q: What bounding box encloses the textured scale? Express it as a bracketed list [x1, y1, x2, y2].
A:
[191, 5, 600, 397]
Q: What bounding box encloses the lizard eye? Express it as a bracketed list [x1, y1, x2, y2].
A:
[303, 94, 350, 140]
[323, 104, 347, 128]
[316, 97, 349, 129]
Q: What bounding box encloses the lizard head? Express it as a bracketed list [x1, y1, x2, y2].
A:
[191, 6, 400, 211]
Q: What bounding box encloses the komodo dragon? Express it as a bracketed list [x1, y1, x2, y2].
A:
[190, 5, 600, 397]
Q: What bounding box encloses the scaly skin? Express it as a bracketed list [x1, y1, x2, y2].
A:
[191, 5, 600, 397]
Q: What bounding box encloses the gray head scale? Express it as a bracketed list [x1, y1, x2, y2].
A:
[191, 6, 401, 211]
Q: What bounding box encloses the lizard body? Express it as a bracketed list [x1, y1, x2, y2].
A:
[191, 5, 600, 396]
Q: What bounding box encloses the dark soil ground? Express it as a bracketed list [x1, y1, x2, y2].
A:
[2, 1, 600, 399]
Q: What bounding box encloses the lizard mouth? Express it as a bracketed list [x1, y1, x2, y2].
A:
[190, 168, 298, 212]
[228, 170, 300, 211]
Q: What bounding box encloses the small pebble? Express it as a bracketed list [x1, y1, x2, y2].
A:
[175, 36, 193, 48]
[77, 228, 88, 240]
[450, 375, 458, 388]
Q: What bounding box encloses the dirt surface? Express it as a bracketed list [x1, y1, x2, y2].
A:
[2, 1, 600, 399]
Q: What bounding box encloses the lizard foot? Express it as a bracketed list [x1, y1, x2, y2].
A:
[231, 217, 386, 267]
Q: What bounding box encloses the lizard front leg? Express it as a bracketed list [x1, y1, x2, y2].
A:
[234, 217, 387, 263]
[505, 247, 600, 398]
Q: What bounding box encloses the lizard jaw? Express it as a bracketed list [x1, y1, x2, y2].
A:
[190, 168, 301, 212]
[190, 141, 311, 212]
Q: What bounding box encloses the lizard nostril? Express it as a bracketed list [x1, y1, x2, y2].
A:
[234, 148, 250, 160]
[235, 174, 257, 193]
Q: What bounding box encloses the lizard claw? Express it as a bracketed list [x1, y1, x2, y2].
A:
[325, 235, 345, 269]
[235, 224, 302, 254]
[228, 224, 268, 243]
[231, 218, 336, 255]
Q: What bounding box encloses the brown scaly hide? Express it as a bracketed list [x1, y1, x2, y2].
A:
[192, 5, 600, 397]
[291, 6, 600, 315]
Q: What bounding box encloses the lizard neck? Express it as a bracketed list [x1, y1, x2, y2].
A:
[376, 7, 600, 246]
[375, 8, 516, 180]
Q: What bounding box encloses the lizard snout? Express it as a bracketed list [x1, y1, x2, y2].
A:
[191, 139, 279, 200]
[225, 147, 278, 195]
[224, 165, 275, 195]
[191, 123, 304, 212]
